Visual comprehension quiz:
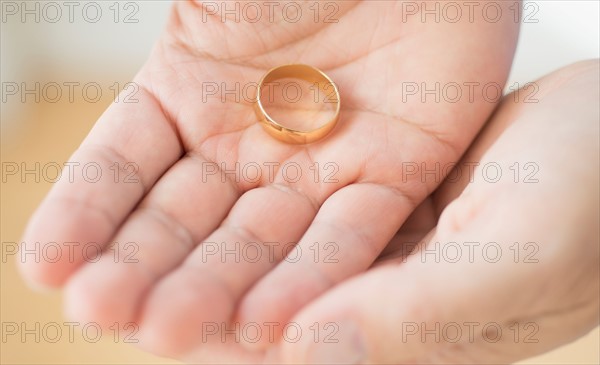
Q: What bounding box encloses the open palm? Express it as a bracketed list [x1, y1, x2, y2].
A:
[20, 1, 519, 362]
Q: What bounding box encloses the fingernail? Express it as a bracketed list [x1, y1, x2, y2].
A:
[306, 320, 366, 364]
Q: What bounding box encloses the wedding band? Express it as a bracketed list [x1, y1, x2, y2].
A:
[255, 64, 341, 144]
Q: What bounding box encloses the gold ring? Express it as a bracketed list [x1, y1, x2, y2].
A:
[255, 64, 341, 144]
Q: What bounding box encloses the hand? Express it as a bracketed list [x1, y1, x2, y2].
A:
[274, 60, 600, 364]
[19, 1, 519, 361]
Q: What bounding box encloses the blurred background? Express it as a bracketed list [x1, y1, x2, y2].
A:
[1, 1, 599, 363]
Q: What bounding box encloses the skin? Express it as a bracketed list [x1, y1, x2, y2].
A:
[276, 59, 600, 364]
[27, 0, 600, 363]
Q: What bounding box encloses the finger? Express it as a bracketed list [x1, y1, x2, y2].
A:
[278, 60, 600, 364]
[19, 86, 182, 288]
[237, 182, 413, 349]
[279, 186, 598, 364]
[134, 108, 371, 357]
[135, 181, 319, 357]
[63, 152, 239, 327]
